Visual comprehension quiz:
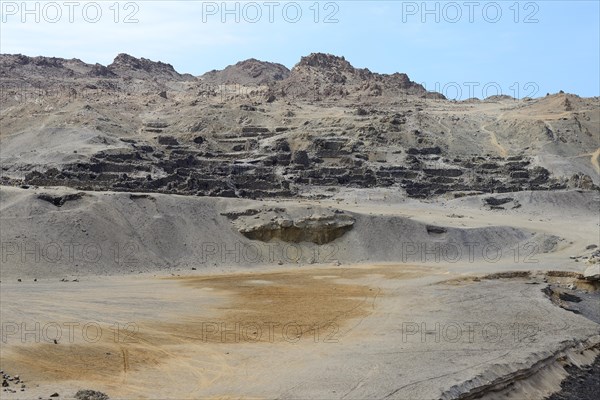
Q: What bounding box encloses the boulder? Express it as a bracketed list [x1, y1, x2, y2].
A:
[157, 136, 179, 146]
[583, 265, 600, 281]
[292, 150, 310, 167]
[75, 390, 110, 400]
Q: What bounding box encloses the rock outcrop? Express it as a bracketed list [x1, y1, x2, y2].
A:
[223, 206, 355, 244]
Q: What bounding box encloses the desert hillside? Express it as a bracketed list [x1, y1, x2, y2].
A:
[1, 53, 598, 201]
[1, 52, 599, 400]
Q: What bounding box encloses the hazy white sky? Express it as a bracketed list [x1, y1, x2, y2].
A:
[1, 1, 598, 99]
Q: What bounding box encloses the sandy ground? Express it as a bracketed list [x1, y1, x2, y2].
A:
[1, 187, 599, 399]
[1, 263, 599, 400]
[1, 264, 599, 397]
[2, 186, 598, 279]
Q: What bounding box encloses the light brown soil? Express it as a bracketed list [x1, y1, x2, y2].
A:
[0, 265, 432, 387]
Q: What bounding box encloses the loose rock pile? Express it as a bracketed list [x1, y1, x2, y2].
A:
[1, 371, 25, 394]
